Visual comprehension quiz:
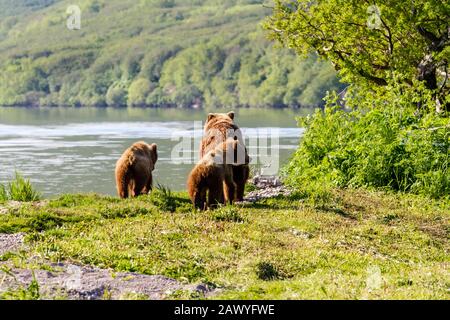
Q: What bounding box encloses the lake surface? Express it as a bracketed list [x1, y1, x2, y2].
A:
[0, 107, 306, 197]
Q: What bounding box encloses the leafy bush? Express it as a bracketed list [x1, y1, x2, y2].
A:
[0, 172, 41, 202]
[284, 97, 449, 199]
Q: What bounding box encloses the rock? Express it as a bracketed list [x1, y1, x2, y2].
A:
[291, 229, 313, 239]
[242, 177, 292, 203]
[252, 175, 283, 189]
[0, 262, 214, 300]
[0, 233, 24, 256]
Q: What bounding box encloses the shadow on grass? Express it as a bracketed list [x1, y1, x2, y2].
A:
[316, 206, 357, 220]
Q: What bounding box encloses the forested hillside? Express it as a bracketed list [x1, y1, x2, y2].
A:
[0, 0, 342, 108]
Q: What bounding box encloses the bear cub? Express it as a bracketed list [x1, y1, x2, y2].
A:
[188, 138, 249, 210]
[115, 142, 158, 199]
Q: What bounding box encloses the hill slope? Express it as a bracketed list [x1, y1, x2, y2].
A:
[0, 0, 342, 108]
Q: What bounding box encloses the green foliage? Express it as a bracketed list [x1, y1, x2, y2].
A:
[0, 172, 41, 202]
[28, 212, 64, 232]
[266, 0, 449, 109]
[106, 84, 127, 107]
[0, 0, 342, 108]
[284, 95, 449, 199]
[255, 262, 282, 281]
[211, 206, 244, 222]
[149, 184, 177, 213]
[0, 184, 7, 203]
[127, 78, 155, 107]
[99, 206, 153, 219]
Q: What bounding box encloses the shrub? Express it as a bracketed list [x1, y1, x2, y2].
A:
[284, 98, 449, 199]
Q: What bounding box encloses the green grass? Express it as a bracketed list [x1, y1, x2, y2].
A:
[0, 188, 448, 300]
[0, 172, 41, 203]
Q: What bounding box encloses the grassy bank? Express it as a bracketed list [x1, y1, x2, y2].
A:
[0, 188, 448, 299]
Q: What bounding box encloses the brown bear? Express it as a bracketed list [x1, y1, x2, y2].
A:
[188, 138, 249, 210]
[115, 142, 158, 199]
[200, 111, 250, 201]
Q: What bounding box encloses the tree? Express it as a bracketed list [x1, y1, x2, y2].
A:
[128, 78, 154, 107]
[265, 0, 450, 112]
[106, 84, 127, 106]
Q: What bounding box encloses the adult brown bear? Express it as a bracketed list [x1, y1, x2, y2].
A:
[189, 138, 249, 210]
[200, 111, 250, 201]
[115, 142, 158, 199]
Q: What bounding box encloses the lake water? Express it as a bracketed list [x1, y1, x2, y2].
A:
[0, 107, 306, 197]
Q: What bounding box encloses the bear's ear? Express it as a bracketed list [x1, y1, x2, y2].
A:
[150, 143, 158, 164]
[227, 111, 235, 120]
[207, 113, 216, 123]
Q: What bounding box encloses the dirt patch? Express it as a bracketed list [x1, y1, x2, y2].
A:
[0, 262, 213, 300]
[0, 233, 24, 256]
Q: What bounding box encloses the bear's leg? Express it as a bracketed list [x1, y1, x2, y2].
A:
[145, 173, 153, 194]
[233, 165, 250, 201]
[133, 181, 146, 197]
[194, 187, 207, 210]
[130, 161, 150, 197]
[208, 179, 224, 209]
[116, 165, 131, 199]
[223, 168, 236, 205]
[131, 172, 147, 197]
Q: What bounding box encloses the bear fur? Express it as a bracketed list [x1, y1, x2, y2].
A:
[115, 142, 158, 199]
[199, 111, 250, 201]
[188, 138, 249, 210]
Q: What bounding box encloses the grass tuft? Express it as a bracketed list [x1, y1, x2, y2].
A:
[149, 184, 177, 213]
[211, 206, 244, 222]
[255, 262, 281, 281]
[1, 172, 40, 202]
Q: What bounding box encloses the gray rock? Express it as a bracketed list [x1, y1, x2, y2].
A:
[0, 262, 213, 300]
[0, 233, 24, 256]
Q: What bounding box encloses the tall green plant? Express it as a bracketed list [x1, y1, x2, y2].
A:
[0, 184, 7, 202]
[284, 95, 449, 199]
[2, 172, 41, 202]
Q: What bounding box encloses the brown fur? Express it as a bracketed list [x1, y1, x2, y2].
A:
[188, 138, 248, 210]
[199, 111, 249, 201]
[115, 142, 158, 199]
